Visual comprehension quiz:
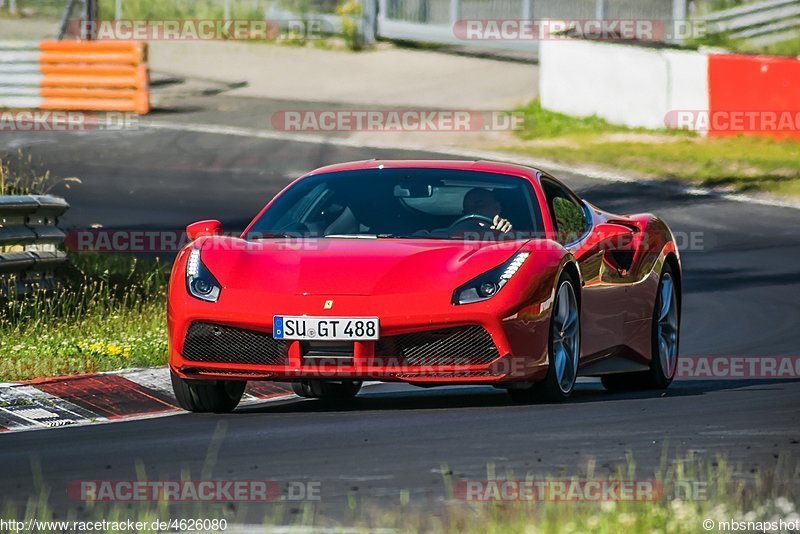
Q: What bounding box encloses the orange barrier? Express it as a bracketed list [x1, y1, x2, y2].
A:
[707, 54, 800, 140]
[39, 50, 145, 64]
[40, 88, 141, 99]
[39, 66, 148, 89]
[40, 97, 146, 112]
[39, 40, 147, 53]
[0, 40, 149, 114]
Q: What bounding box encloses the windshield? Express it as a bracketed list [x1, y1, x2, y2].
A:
[246, 168, 544, 240]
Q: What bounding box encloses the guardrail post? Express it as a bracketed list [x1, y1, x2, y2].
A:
[377, 0, 387, 28]
[522, 0, 533, 21]
[449, 0, 461, 26]
[361, 0, 377, 44]
[595, 0, 608, 20]
[672, 0, 687, 44]
[83, 0, 98, 40]
[58, 0, 78, 39]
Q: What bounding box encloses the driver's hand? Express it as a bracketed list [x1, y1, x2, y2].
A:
[491, 215, 513, 233]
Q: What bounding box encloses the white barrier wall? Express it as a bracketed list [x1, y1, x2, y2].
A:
[539, 40, 709, 130]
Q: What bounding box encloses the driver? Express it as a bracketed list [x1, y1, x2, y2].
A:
[462, 188, 513, 233]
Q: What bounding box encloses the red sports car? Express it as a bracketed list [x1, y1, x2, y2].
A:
[167, 160, 681, 411]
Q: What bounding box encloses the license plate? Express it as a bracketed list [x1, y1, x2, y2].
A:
[273, 316, 379, 341]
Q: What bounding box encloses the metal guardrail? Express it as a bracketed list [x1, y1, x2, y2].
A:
[374, 0, 682, 52]
[703, 0, 800, 45]
[267, 0, 682, 54]
[0, 195, 69, 293]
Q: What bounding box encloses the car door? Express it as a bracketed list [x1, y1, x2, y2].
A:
[540, 177, 626, 358]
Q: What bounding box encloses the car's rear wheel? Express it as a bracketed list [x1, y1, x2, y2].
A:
[170, 371, 246, 413]
[602, 263, 680, 391]
[292, 380, 362, 400]
[509, 274, 581, 403]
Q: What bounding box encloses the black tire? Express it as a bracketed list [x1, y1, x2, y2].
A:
[291, 381, 317, 398]
[509, 273, 581, 404]
[291, 380, 362, 400]
[602, 262, 680, 392]
[170, 370, 246, 413]
[600, 371, 646, 391]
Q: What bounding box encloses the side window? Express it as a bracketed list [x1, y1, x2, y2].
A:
[542, 179, 590, 245]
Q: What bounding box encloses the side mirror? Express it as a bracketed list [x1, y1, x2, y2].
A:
[186, 219, 223, 241]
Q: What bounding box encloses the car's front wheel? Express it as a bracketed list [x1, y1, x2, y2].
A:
[509, 274, 581, 403]
[170, 371, 246, 413]
[292, 380, 362, 400]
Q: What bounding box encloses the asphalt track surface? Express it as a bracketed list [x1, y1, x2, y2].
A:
[1, 123, 799, 521]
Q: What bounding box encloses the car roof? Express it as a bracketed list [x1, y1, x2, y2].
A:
[303, 159, 543, 180]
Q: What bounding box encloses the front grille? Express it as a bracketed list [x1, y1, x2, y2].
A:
[375, 326, 499, 367]
[182, 322, 288, 366]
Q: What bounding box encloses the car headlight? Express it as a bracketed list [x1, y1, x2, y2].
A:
[453, 252, 530, 305]
[186, 248, 221, 302]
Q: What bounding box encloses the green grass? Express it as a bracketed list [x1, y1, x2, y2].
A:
[0, 253, 169, 381]
[1, 152, 168, 381]
[514, 101, 650, 139]
[505, 101, 800, 195]
[96, 0, 264, 20]
[2, 448, 797, 532]
[0, 150, 83, 196]
[94, 0, 352, 49]
[754, 34, 800, 57]
[689, 30, 800, 58]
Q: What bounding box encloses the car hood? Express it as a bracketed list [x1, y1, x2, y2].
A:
[200, 237, 527, 296]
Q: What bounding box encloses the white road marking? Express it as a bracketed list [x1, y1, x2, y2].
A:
[0, 384, 102, 430]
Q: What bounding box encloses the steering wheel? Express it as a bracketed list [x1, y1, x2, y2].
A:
[447, 214, 495, 232]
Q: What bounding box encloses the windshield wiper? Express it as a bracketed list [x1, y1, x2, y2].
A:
[376, 233, 460, 240]
[248, 232, 298, 239]
[324, 234, 379, 239]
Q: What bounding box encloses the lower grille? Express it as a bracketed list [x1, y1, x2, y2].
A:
[375, 326, 499, 367]
[186, 368, 274, 378]
[395, 370, 502, 379]
[182, 322, 288, 366]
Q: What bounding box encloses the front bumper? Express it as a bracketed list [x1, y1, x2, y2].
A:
[169, 312, 551, 385]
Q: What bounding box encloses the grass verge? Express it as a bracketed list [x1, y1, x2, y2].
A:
[2, 442, 797, 533]
[1, 151, 168, 381]
[689, 30, 800, 58]
[503, 101, 800, 196]
[0, 253, 169, 382]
